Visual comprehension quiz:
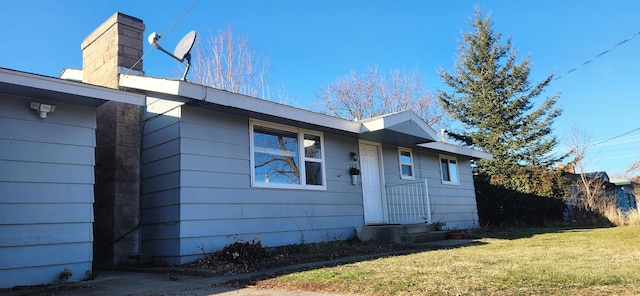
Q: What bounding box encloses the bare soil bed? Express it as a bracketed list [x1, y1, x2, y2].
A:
[125, 238, 415, 277]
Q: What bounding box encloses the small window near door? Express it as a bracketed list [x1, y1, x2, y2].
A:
[440, 156, 459, 184]
[398, 148, 415, 180]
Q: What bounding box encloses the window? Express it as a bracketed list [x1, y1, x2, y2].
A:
[398, 148, 414, 179]
[251, 121, 325, 189]
[440, 156, 459, 184]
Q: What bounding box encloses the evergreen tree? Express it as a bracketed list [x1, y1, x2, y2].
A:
[438, 10, 562, 178]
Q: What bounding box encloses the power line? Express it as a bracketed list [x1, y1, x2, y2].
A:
[591, 127, 640, 148]
[554, 31, 640, 81]
[124, 0, 200, 75]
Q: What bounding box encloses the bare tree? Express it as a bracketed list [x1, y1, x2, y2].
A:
[315, 66, 447, 128]
[191, 26, 271, 99]
[627, 160, 640, 174]
[567, 127, 619, 224]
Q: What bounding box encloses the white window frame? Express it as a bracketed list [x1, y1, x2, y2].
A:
[250, 120, 326, 190]
[439, 155, 460, 185]
[398, 147, 415, 180]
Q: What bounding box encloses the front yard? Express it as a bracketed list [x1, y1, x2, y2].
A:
[254, 226, 640, 295]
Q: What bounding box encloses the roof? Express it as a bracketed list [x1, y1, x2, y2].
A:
[118, 73, 492, 159]
[610, 178, 632, 186]
[0, 68, 145, 107]
[359, 111, 438, 147]
[418, 141, 493, 160]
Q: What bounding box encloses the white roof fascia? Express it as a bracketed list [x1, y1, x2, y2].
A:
[1, 68, 144, 106]
[59, 68, 83, 81]
[418, 141, 493, 160]
[360, 110, 438, 141]
[610, 178, 631, 186]
[119, 74, 362, 133]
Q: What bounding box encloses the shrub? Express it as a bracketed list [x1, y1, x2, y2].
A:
[475, 173, 567, 227]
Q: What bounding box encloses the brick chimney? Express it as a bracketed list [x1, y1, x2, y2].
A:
[81, 12, 144, 87]
[81, 12, 144, 268]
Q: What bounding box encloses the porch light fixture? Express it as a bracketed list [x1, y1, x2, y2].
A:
[30, 102, 56, 119]
[350, 152, 358, 161]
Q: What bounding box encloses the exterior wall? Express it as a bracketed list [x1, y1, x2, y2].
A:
[142, 102, 364, 265]
[0, 95, 95, 288]
[381, 145, 479, 230]
[140, 98, 183, 263]
[614, 185, 637, 212]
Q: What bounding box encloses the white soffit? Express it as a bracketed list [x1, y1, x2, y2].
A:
[0, 68, 144, 106]
[418, 141, 493, 160]
[119, 74, 362, 133]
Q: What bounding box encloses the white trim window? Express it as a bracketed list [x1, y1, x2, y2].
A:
[440, 155, 459, 184]
[398, 148, 415, 180]
[250, 120, 326, 190]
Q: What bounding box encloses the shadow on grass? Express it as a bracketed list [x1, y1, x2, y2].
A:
[215, 239, 488, 289]
[470, 225, 613, 241]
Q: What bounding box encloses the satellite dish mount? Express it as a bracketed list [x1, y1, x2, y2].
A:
[148, 30, 197, 81]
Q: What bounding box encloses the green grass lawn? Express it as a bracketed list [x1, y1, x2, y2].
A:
[255, 226, 640, 295]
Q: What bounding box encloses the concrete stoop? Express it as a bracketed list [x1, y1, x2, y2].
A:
[356, 223, 448, 245]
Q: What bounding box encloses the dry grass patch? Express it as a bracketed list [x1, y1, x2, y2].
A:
[256, 226, 640, 295]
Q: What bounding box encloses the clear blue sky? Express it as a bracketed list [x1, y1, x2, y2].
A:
[1, 0, 639, 176]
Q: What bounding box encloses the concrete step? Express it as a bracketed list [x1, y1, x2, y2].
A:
[357, 224, 443, 244]
[400, 231, 447, 244]
[398, 223, 435, 235]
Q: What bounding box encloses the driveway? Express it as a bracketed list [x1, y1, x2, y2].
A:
[3, 240, 475, 296]
[3, 270, 346, 296]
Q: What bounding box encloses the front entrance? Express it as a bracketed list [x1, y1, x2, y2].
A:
[359, 142, 386, 224]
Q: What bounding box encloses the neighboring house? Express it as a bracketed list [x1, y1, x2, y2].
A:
[609, 178, 638, 212]
[1, 11, 492, 288]
[0, 68, 144, 288]
[568, 171, 638, 213]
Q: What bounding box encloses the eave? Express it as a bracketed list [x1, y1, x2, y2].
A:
[0, 68, 144, 107]
[359, 111, 439, 147]
[119, 74, 362, 135]
[418, 141, 493, 160]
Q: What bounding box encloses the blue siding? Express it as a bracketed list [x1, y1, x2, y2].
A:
[141, 103, 364, 264]
[0, 95, 94, 288]
[140, 98, 182, 262]
[381, 145, 479, 229]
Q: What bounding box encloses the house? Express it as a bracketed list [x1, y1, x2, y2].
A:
[1, 11, 491, 288]
[568, 171, 638, 214]
[0, 68, 144, 288]
[609, 179, 638, 212]
[71, 12, 490, 265]
[117, 75, 492, 264]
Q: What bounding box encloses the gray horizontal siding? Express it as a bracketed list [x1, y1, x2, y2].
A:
[0, 242, 92, 269]
[0, 95, 95, 288]
[416, 150, 479, 229]
[142, 106, 365, 263]
[0, 139, 94, 165]
[180, 187, 363, 204]
[0, 204, 93, 224]
[0, 117, 95, 146]
[0, 160, 94, 183]
[0, 183, 92, 203]
[0, 223, 92, 247]
[0, 262, 91, 289]
[0, 95, 96, 128]
[140, 99, 184, 264]
[381, 145, 479, 229]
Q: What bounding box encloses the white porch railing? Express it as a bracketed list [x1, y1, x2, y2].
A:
[385, 179, 431, 224]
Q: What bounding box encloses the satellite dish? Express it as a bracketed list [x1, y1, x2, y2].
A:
[148, 30, 197, 81]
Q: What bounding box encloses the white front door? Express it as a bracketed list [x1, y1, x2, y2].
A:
[359, 142, 385, 224]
